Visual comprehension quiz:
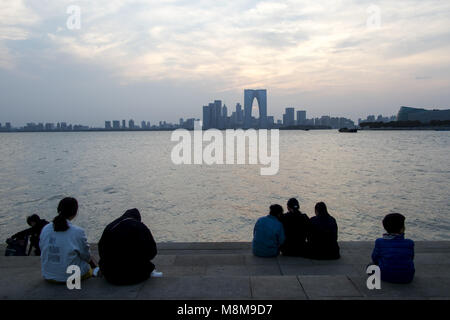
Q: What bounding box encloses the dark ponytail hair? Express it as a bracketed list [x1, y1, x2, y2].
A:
[315, 202, 329, 217]
[53, 197, 78, 232]
[287, 198, 300, 213]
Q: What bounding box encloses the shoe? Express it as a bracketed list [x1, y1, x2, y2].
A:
[151, 270, 163, 278]
[93, 267, 102, 277]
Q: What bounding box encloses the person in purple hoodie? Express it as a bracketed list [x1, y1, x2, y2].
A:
[371, 213, 415, 283]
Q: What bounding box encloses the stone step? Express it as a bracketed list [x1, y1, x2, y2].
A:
[1, 273, 449, 300]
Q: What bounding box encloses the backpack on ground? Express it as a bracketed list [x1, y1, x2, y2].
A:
[5, 236, 29, 256]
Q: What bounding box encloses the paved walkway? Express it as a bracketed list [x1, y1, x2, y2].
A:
[1, 241, 449, 300]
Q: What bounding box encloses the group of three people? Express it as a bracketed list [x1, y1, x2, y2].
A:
[252, 199, 340, 260]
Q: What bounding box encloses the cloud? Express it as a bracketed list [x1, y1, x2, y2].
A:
[1, 0, 450, 125]
[3, 0, 449, 88]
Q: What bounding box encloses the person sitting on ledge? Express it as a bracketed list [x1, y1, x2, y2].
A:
[252, 204, 285, 257]
[306, 202, 340, 260]
[40, 197, 99, 283]
[11, 214, 49, 256]
[371, 213, 415, 283]
[279, 198, 310, 257]
[98, 208, 162, 285]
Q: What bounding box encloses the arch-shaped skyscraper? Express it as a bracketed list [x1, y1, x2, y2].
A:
[244, 89, 267, 129]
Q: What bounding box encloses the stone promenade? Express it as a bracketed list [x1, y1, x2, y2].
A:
[1, 241, 449, 300]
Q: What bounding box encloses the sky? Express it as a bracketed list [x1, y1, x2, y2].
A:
[1, 0, 450, 127]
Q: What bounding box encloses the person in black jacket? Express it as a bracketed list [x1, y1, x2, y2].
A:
[11, 214, 49, 256]
[279, 198, 310, 256]
[98, 208, 159, 285]
[306, 202, 340, 260]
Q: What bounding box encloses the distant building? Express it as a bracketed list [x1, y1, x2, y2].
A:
[122, 120, 126, 129]
[5, 122, 11, 130]
[214, 100, 222, 129]
[367, 115, 376, 122]
[128, 119, 135, 129]
[73, 125, 89, 131]
[236, 103, 243, 123]
[105, 121, 112, 129]
[397, 106, 450, 123]
[244, 89, 267, 129]
[297, 110, 306, 125]
[141, 121, 147, 129]
[202, 106, 210, 129]
[112, 120, 120, 129]
[283, 108, 295, 126]
[183, 118, 195, 130]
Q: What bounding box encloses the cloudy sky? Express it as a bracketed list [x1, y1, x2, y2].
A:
[1, 0, 449, 126]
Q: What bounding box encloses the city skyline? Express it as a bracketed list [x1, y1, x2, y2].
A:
[1, 1, 450, 127]
[0, 105, 405, 131]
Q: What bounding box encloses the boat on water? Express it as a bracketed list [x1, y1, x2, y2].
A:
[338, 127, 358, 133]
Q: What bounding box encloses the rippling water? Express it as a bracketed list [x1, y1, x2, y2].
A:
[0, 130, 449, 242]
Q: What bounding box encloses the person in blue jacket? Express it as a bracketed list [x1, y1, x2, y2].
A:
[252, 204, 285, 257]
[371, 213, 415, 283]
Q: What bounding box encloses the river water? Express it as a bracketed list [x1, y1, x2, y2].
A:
[0, 130, 448, 242]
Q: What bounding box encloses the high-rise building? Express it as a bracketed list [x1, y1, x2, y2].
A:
[105, 121, 112, 129]
[128, 119, 135, 129]
[5, 122, 11, 130]
[236, 103, 243, 123]
[184, 118, 195, 130]
[297, 110, 306, 125]
[113, 120, 120, 129]
[267, 116, 274, 128]
[320, 115, 331, 126]
[122, 120, 126, 129]
[214, 100, 222, 129]
[283, 108, 295, 126]
[208, 103, 216, 128]
[203, 105, 210, 129]
[141, 121, 147, 129]
[244, 89, 267, 128]
[222, 105, 228, 128]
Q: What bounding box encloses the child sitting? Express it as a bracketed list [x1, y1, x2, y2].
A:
[371, 213, 415, 283]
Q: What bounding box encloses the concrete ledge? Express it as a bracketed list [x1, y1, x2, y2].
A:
[1, 241, 450, 300]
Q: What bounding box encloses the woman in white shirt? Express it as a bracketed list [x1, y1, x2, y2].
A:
[40, 197, 98, 283]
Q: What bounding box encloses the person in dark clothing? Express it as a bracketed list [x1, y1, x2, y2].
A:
[98, 208, 159, 285]
[279, 198, 310, 257]
[11, 214, 49, 256]
[371, 213, 415, 283]
[306, 202, 340, 260]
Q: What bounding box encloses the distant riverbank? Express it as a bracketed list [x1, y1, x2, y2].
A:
[360, 127, 450, 131]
